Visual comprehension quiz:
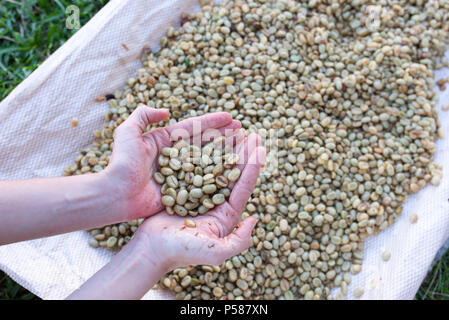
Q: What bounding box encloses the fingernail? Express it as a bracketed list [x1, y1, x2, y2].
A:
[256, 146, 267, 165]
[250, 217, 258, 227]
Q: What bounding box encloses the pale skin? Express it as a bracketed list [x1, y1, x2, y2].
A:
[0, 105, 266, 300]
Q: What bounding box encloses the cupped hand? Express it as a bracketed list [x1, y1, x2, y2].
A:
[135, 133, 266, 270]
[103, 104, 241, 220]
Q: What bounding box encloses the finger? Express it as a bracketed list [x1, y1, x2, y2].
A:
[220, 120, 241, 133]
[209, 217, 257, 264]
[116, 105, 169, 138]
[228, 132, 261, 189]
[229, 146, 266, 215]
[200, 127, 245, 153]
[190, 120, 242, 146]
[206, 142, 264, 236]
[165, 112, 233, 140]
[225, 128, 246, 151]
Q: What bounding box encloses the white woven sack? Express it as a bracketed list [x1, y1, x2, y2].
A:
[0, 0, 448, 300]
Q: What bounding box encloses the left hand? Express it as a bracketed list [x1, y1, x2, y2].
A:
[66, 115, 265, 300]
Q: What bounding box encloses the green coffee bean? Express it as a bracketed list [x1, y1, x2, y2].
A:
[212, 193, 225, 205]
[176, 190, 189, 205]
[162, 195, 175, 207]
[227, 168, 241, 182]
[202, 184, 217, 194]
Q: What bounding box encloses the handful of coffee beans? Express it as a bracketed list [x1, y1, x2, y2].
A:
[155, 137, 241, 217]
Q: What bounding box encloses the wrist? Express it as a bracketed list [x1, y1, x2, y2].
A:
[99, 164, 162, 221]
[129, 230, 171, 276]
[93, 170, 130, 222]
[68, 230, 168, 300]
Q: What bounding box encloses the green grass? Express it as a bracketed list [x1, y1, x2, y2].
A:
[416, 249, 449, 300]
[0, 0, 108, 101]
[0, 0, 108, 300]
[0, 0, 448, 301]
[0, 271, 38, 300]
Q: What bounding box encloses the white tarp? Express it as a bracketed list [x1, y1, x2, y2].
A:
[0, 0, 448, 300]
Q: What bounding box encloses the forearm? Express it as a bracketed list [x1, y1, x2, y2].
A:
[0, 171, 127, 245]
[67, 232, 166, 300]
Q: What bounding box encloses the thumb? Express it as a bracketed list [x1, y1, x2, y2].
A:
[117, 105, 169, 137]
[213, 216, 257, 263]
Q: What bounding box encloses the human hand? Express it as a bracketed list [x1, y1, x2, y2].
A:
[134, 133, 266, 271]
[67, 121, 265, 300]
[103, 104, 241, 221]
